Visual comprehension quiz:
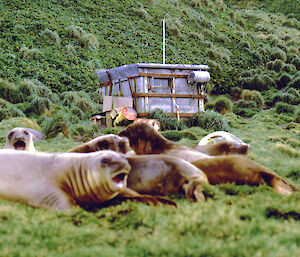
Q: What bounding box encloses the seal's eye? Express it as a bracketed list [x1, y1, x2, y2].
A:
[98, 141, 109, 150]
[101, 157, 110, 165]
[24, 131, 29, 135]
[8, 132, 14, 141]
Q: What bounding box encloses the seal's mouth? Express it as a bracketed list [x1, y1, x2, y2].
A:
[111, 170, 128, 189]
[13, 140, 26, 150]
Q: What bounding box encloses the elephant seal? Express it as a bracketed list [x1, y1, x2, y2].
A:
[67, 135, 208, 201]
[127, 155, 208, 202]
[4, 127, 37, 152]
[119, 122, 210, 162]
[119, 123, 298, 195]
[198, 131, 250, 148]
[0, 150, 175, 210]
[192, 155, 299, 195]
[193, 142, 249, 156]
[68, 134, 130, 154]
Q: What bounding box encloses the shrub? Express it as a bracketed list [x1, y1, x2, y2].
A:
[29, 96, 53, 116]
[0, 80, 23, 104]
[286, 88, 300, 98]
[19, 47, 41, 60]
[161, 130, 198, 141]
[131, 7, 149, 19]
[69, 121, 99, 141]
[41, 110, 71, 138]
[0, 99, 25, 121]
[66, 25, 99, 50]
[184, 110, 230, 131]
[241, 90, 264, 108]
[282, 93, 298, 105]
[272, 59, 285, 72]
[213, 96, 232, 114]
[149, 108, 183, 130]
[40, 29, 61, 45]
[204, 102, 215, 110]
[270, 48, 287, 62]
[230, 87, 242, 99]
[275, 102, 296, 114]
[288, 76, 300, 89]
[232, 100, 260, 117]
[290, 56, 300, 70]
[276, 73, 293, 89]
[0, 117, 40, 131]
[61, 91, 93, 113]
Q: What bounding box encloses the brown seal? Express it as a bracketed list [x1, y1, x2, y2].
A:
[193, 142, 249, 156]
[4, 127, 37, 152]
[0, 150, 175, 210]
[68, 134, 130, 154]
[119, 122, 210, 162]
[127, 155, 208, 202]
[68, 135, 208, 201]
[119, 123, 298, 195]
[192, 155, 299, 195]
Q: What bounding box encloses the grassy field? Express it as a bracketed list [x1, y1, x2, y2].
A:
[0, 111, 299, 257]
[0, 0, 299, 256]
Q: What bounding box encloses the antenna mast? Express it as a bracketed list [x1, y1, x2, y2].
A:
[163, 19, 166, 64]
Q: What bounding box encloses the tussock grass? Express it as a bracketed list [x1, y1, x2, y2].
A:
[19, 46, 41, 60]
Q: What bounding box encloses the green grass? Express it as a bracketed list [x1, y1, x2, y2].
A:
[1, 111, 300, 257]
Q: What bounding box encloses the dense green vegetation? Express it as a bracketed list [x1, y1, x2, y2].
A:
[0, 0, 299, 256]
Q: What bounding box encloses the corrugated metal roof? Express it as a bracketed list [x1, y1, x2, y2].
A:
[96, 63, 209, 84]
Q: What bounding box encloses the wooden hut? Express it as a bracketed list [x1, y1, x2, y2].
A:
[96, 63, 210, 119]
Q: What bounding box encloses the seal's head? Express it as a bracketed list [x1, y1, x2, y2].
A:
[60, 151, 131, 207]
[4, 127, 36, 152]
[68, 134, 130, 154]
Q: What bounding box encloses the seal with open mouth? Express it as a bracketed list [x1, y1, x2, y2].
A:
[0, 150, 175, 210]
[4, 127, 37, 152]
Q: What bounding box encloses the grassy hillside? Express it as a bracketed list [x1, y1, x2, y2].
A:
[0, 0, 299, 93]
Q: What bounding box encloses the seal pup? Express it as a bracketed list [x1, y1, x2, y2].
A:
[193, 142, 249, 156]
[4, 127, 37, 152]
[127, 155, 209, 202]
[192, 155, 299, 195]
[68, 134, 130, 154]
[0, 150, 175, 210]
[119, 122, 210, 162]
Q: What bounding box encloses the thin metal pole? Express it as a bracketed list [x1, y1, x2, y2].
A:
[163, 19, 165, 64]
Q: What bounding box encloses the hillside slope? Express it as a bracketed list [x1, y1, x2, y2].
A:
[0, 0, 299, 94]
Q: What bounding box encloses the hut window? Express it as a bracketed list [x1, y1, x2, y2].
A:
[152, 78, 171, 89]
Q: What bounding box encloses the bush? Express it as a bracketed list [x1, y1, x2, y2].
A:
[288, 76, 300, 89]
[0, 98, 25, 121]
[275, 102, 296, 114]
[276, 73, 293, 89]
[213, 96, 232, 114]
[232, 100, 260, 117]
[270, 48, 287, 62]
[241, 90, 264, 108]
[184, 110, 230, 131]
[161, 130, 198, 141]
[149, 108, 184, 131]
[29, 96, 53, 116]
[69, 121, 99, 141]
[286, 88, 300, 98]
[41, 110, 71, 138]
[230, 88, 242, 101]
